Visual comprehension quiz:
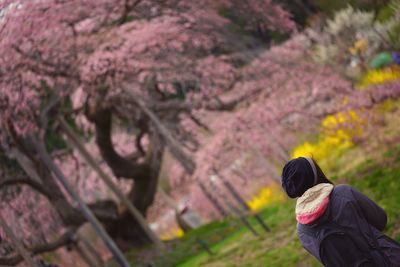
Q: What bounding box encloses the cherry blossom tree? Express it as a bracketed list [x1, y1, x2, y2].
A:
[163, 35, 400, 221]
[2, 0, 398, 264]
[0, 0, 301, 263]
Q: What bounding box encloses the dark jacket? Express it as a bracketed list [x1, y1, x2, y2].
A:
[296, 184, 400, 266]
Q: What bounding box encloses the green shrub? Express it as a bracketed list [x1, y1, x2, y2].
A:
[311, 0, 389, 14]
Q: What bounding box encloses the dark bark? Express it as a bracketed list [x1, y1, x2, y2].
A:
[0, 230, 76, 266]
[124, 91, 195, 174]
[0, 161, 119, 227]
[117, 0, 143, 25]
[0, 177, 51, 198]
[106, 128, 163, 248]
[5, 128, 88, 227]
[85, 105, 164, 248]
[2, 95, 167, 255]
[86, 107, 152, 180]
[198, 181, 228, 218]
[2, 128, 120, 229]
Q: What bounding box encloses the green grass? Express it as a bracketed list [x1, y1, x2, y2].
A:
[176, 200, 323, 267]
[377, 0, 399, 22]
[117, 142, 400, 267]
[347, 144, 400, 240]
[114, 219, 239, 267]
[311, 0, 388, 14]
[114, 103, 400, 267]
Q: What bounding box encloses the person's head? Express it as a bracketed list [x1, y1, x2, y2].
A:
[281, 157, 332, 198]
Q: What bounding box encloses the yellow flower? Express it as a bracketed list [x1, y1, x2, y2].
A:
[357, 67, 400, 89]
[291, 142, 316, 159]
[160, 227, 184, 240]
[291, 110, 364, 169]
[247, 184, 285, 212]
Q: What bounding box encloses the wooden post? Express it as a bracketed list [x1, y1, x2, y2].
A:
[58, 117, 164, 250]
[253, 126, 289, 162]
[195, 237, 214, 256]
[198, 181, 228, 218]
[8, 147, 42, 183]
[0, 212, 39, 267]
[208, 176, 258, 236]
[77, 233, 105, 267]
[121, 88, 195, 174]
[217, 173, 270, 233]
[226, 202, 258, 237]
[161, 186, 214, 256]
[31, 138, 132, 267]
[158, 185, 179, 210]
[74, 242, 99, 267]
[251, 147, 282, 182]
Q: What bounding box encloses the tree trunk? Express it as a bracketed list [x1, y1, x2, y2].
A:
[0, 212, 39, 267]
[85, 106, 164, 249]
[105, 175, 160, 249]
[58, 117, 164, 249]
[32, 138, 131, 267]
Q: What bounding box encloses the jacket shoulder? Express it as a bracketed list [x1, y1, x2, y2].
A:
[331, 184, 356, 202]
[333, 184, 353, 194]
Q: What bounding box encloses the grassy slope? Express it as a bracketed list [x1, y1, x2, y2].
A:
[114, 104, 400, 267]
[175, 143, 400, 267]
[164, 4, 400, 266]
[116, 146, 400, 267]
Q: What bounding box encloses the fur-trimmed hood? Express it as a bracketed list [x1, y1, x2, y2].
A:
[296, 183, 334, 224]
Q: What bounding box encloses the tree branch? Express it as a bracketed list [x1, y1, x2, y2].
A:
[188, 112, 212, 133]
[85, 105, 151, 180]
[135, 129, 146, 156]
[0, 230, 76, 266]
[0, 177, 51, 198]
[12, 45, 76, 79]
[117, 0, 143, 25]
[122, 88, 196, 174]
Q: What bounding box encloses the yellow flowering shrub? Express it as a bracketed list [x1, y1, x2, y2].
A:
[291, 110, 365, 170]
[291, 134, 352, 166]
[160, 227, 184, 241]
[357, 67, 400, 89]
[247, 183, 285, 212]
[322, 110, 365, 137]
[292, 65, 399, 171]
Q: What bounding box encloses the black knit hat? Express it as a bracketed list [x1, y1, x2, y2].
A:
[281, 157, 317, 198]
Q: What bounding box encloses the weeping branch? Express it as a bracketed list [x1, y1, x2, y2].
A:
[85, 106, 151, 180]
[122, 87, 196, 174]
[0, 177, 51, 198]
[0, 230, 76, 266]
[117, 0, 143, 25]
[135, 129, 146, 156]
[188, 112, 212, 133]
[0, 212, 39, 267]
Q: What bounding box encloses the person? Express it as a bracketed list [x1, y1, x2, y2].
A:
[281, 157, 400, 266]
